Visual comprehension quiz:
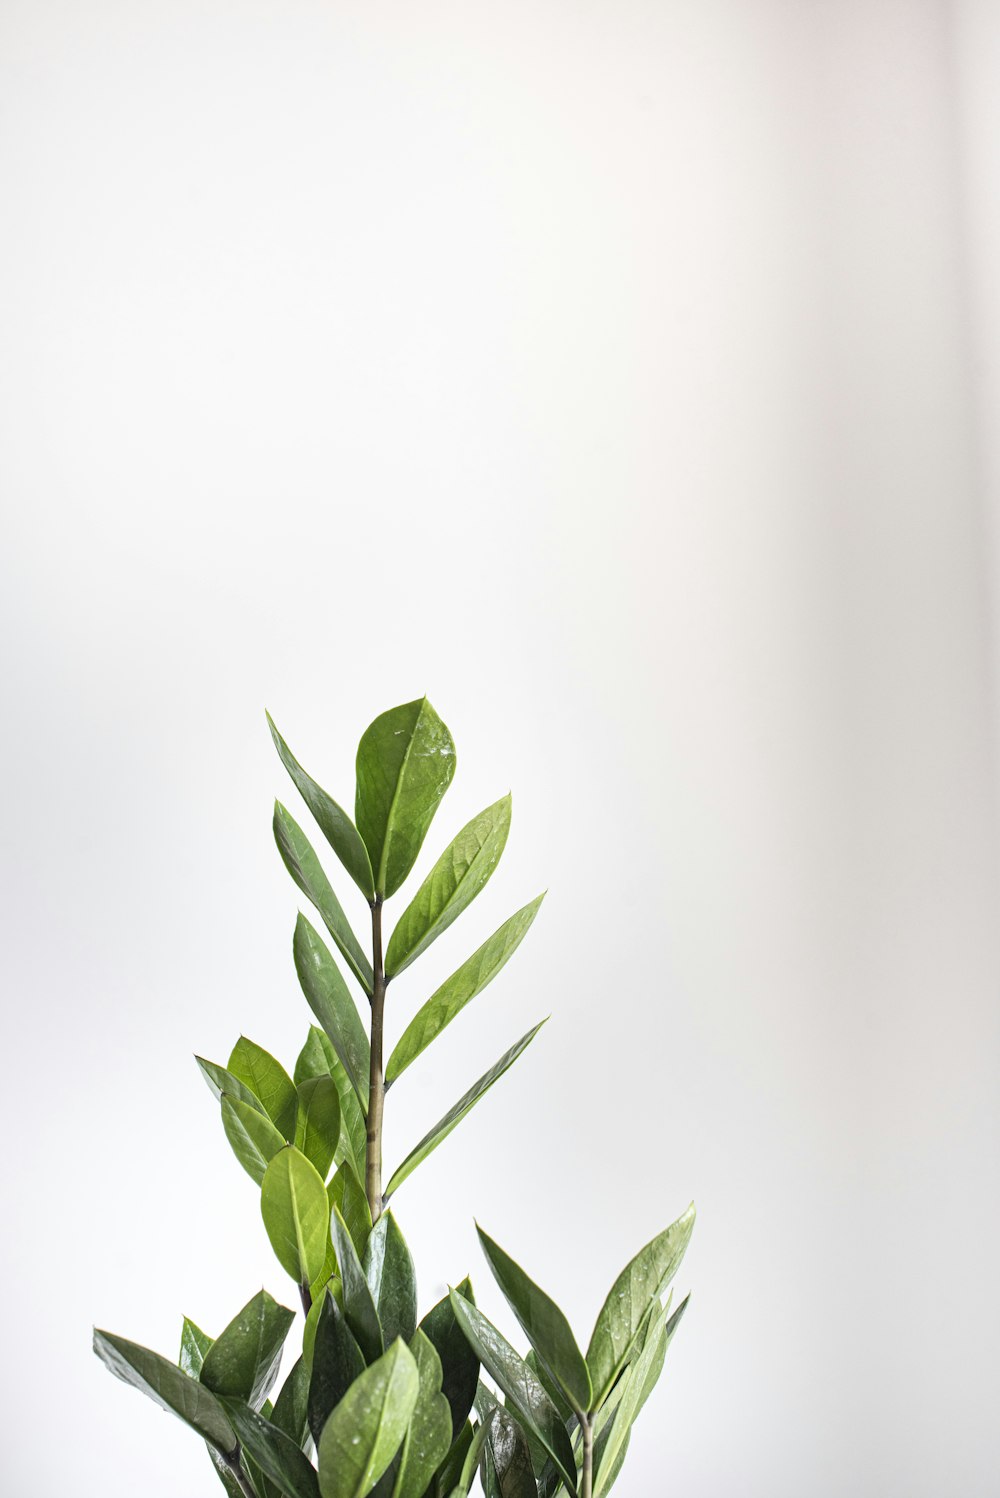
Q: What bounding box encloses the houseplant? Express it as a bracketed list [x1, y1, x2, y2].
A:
[94, 698, 695, 1497]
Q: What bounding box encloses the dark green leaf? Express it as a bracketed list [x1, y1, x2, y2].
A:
[328, 1161, 372, 1260]
[524, 1351, 573, 1426]
[355, 698, 456, 899]
[363, 1211, 417, 1347]
[419, 1279, 479, 1440]
[294, 915, 371, 1111]
[585, 1203, 695, 1410]
[268, 713, 375, 898]
[331, 1205, 383, 1365]
[223, 1398, 320, 1498]
[200, 1290, 295, 1411]
[274, 800, 373, 993]
[296, 1076, 342, 1181]
[390, 1330, 452, 1498]
[261, 1146, 330, 1287]
[384, 796, 512, 978]
[272, 1356, 312, 1450]
[208, 1448, 248, 1498]
[450, 1416, 496, 1497]
[386, 896, 545, 1083]
[93, 1329, 236, 1454]
[179, 1317, 213, 1378]
[316, 1339, 420, 1498]
[221, 1094, 287, 1186]
[308, 1289, 366, 1446]
[385, 1023, 546, 1200]
[295, 1026, 367, 1182]
[228, 1037, 298, 1142]
[482, 1402, 536, 1498]
[476, 1226, 591, 1414]
[197, 1056, 268, 1117]
[446, 1295, 576, 1494]
[433, 1422, 473, 1495]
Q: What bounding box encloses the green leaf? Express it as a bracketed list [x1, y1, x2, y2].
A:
[331, 1205, 383, 1365]
[261, 1146, 330, 1287]
[446, 1296, 576, 1494]
[93, 1329, 236, 1454]
[268, 712, 375, 898]
[179, 1317, 213, 1378]
[476, 1226, 591, 1414]
[274, 800, 374, 994]
[433, 1422, 473, 1495]
[272, 1356, 312, 1450]
[384, 796, 512, 977]
[390, 1330, 452, 1498]
[328, 1161, 372, 1259]
[295, 1027, 367, 1182]
[479, 1396, 536, 1498]
[524, 1350, 573, 1426]
[295, 1076, 342, 1181]
[448, 1418, 494, 1497]
[593, 1298, 689, 1497]
[386, 896, 545, 1083]
[196, 1056, 268, 1117]
[363, 1211, 418, 1348]
[221, 1094, 287, 1186]
[200, 1290, 296, 1411]
[355, 698, 456, 899]
[223, 1398, 320, 1498]
[308, 1288, 366, 1446]
[228, 1037, 299, 1142]
[385, 1023, 546, 1200]
[317, 1339, 420, 1498]
[419, 1279, 479, 1440]
[294, 915, 371, 1111]
[585, 1203, 695, 1410]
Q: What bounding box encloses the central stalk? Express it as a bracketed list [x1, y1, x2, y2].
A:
[366, 895, 386, 1222]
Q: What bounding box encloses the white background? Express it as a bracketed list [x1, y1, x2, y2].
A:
[2, 3, 999, 1495]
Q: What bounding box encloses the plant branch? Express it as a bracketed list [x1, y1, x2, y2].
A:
[366, 895, 386, 1222]
[580, 1414, 594, 1498]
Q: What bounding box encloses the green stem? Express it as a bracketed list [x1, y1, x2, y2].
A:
[366, 896, 386, 1222]
[223, 1448, 257, 1498]
[580, 1414, 593, 1498]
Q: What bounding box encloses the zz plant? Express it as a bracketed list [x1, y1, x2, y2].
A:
[94, 699, 695, 1498]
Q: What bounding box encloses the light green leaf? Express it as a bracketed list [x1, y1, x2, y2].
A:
[295, 1076, 342, 1181]
[331, 1205, 383, 1365]
[385, 1023, 546, 1200]
[196, 1056, 267, 1117]
[355, 698, 456, 899]
[593, 1298, 689, 1497]
[268, 712, 375, 898]
[200, 1290, 295, 1411]
[476, 1226, 591, 1415]
[293, 915, 371, 1111]
[585, 1203, 695, 1410]
[221, 1094, 286, 1185]
[223, 1398, 321, 1498]
[386, 897, 545, 1084]
[363, 1211, 417, 1348]
[419, 1279, 479, 1441]
[317, 1339, 420, 1498]
[391, 1330, 452, 1498]
[446, 1296, 576, 1495]
[384, 796, 512, 977]
[93, 1329, 236, 1454]
[449, 1418, 494, 1497]
[228, 1037, 298, 1142]
[179, 1317, 213, 1378]
[274, 800, 374, 994]
[261, 1146, 330, 1288]
[295, 1026, 367, 1182]
[308, 1288, 366, 1446]
[328, 1160, 372, 1260]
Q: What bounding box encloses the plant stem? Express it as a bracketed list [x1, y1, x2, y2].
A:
[580, 1414, 594, 1498]
[223, 1448, 257, 1498]
[366, 895, 386, 1222]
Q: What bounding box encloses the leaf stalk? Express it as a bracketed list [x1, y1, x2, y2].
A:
[580, 1413, 593, 1498]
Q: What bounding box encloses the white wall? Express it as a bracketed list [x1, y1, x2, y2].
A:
[1, 3, 998, 1494]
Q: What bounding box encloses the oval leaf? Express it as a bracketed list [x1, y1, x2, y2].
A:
[93, 1329, 236, 1454]
[363, 1210, 417, 1348]
[201, 1290, 296, 1411]
[355, 698, 456, 899]
[268, 713, 374, 898]
[275, 800, 374, 993]
[384, 795, 512, 977]
[295, 1076, 342, 1181]
[261, 1146, 330, 1287]
[386, 896, 545, 1084]
[317, 1339, 420, 1498]
[228, 1037, 298, 1142]
[391, 1330, 452, 1498]
[293, 915, 371, 1111]
[221, 1094, 287, 1186]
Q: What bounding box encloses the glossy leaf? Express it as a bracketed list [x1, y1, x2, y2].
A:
[331, 1205, 383, 1365]
[316, 1339, 420, 1498]
[261, 1146, 330, 1287]
[419, 1278, 479, 1440]
[386, 896, 545, 1083]
[586, 1203, 695, 1410]
[223, 1398, 320, 1498]
[482, 1401, 536, 1498]
[433, 1422, 474, 1495]
[295, 1076, 342, 1181]
[179, 1317, 213, 1378]
[272, 1356, 312, 1450]
[294, 915, 370, 1110]
[221, 1094, 286, 1185]
[328, 1160, 372, 1259]
[268, 712, 375, 898]
[274, 800, 373, 993]
[390, 1330, 452, 1498]
[446, 1418, 494, 1498]
[93, 1330, 236, 1454]
[196, 1056, 267, 1117]
[228, 1037, 298, 1142]
[593, 1298, 689, 1498]
[524, 1350, 573, 1426]
[363, 1211, 418, 1347]
[446, 1295, 576, 1494]
[476, 1226, 591, 1414]
[385, 1023, 546, 1200]
[308, 1288, 366, 1445]
[200, 1290, 295, 1411]
[355, 698, 456, 899]
[384, 795, 512, 977]
[296, 1026, 367, 1181]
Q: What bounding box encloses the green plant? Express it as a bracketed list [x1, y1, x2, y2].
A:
[94, 698, 695, 1498]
